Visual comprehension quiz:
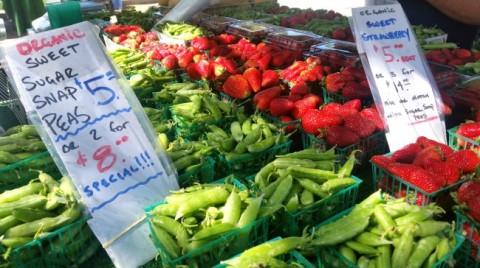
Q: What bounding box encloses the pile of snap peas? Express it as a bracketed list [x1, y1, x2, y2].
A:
[0, 173, 82, 256]
[412, 25, 446, 46]
[144, 107, 173, 135]
[147, 181, 266, 267]
[165, 139, 214, 187]
[152, 81, 213, 105]
[252, 149, 360, 235]
[0, 125, 47, 167]
[312, 190, 459, 268]
[170, 95, 243, 139]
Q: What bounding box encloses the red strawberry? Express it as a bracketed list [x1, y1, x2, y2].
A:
[211, 62, 226, 77]
[442, 48, 454, 60]
[334, 106, 359, 120]
[448, 59, 464, 67]
[456, 122, 480, 148]
[269, 97, 294, 117]
[177, 50, 195, 68]
[332, 28, 346, 40]
[343, 99, 362, 111]
[412, 146, 444, 167]
[324, 125, 360, 147]
[257, 54, 272, 71]
[271, 51, 291, 67]
[370, 155, 395, 169]
[222, 74, 252, 99]
[291, 95, 319, 120]
[279, 115, 297, 133]
[359, 108, 385, 131]
[343, 113, 376, 138]
[467, 195, 480, 223]
[244, 59, 258, 69]
[253, 86, 283, 111]
[310, 65, 325, 81]
[161, 55, 178, 70]
[261, 70, 280, 88]
[287, 94, 302, 102]
[290, 82, 310, 96]
[424, 158, 460, 186]
[446, 149, 480, 174]
[457, 180, 480, 203]
[216, 57, 237, 74]
[342, 66, 367, 81]
[243, 68, 262, 93]
[191, 36, 211, 50]
[185, 63, 201, 80]
[453, 48, 472, 59]
[415, 136, 454, 158]
[341, 81, 372, 99]
[195, 60, 211, 78]
[325, 73, 355, 93]
[387, 164, 441, 193]
[303, 93, 323, 107]
[392, 143, 422, 164]
[302, 109, 343, 136]
[218, 34, 237, 45]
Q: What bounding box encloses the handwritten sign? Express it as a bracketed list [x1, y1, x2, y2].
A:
[351, 4, 446, 151]
[1, 22, 178, 267]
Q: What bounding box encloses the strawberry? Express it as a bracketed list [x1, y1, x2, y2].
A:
[387, 163, 423, 180]
[456, 122, 480, 148]
[453, 48, 472, 59]
[334, 106, 359, 120]
[359, 108, 385, 131]
[342, 99, 362, 111]
[218, 34, 237, 45]
[412, 146, 444, 167]
[310, 65, 325, 80]
[370, 155, 395, 169]
[424, 158, 460, 186]
[191, 36, 211, 50]
[394, 190, 424, 206]
[253, 86, 283, 111]
[222, 74, 252, 99]
[271, 51, 291, 67]
[302, 109, 343, 136]
[324, 125, 360, 147]
[279, 115, 297, 133]
[211, 62, 226, 78]
[446, 149, 480, 174]
[341, 81, 372, 99]
[303, 93, 323, 107]
[343, 113, 376, 138]
[388, 164, 441, 193]
[462, 222, 480, 258]
[457, 180, 480, 203]
[321, 102, 342, 115]
[216, 57, 237, 74]
[290, 82, 310, 96]
[332, 28, 346, 40]
[392, 143, 422, 164]
[161, 55, 178, 70]
[269, 97, 294, 117]
[291, 95, 319, 120]
[243, 59, 258, 69]
[195, 60, 211, 78]
[177, 50, 195, 68]
[325, 73, 355, 93]
[257, 54, 272, 71]
[287, 94, 303, 102]
[185, 63, 201, 80]
[243, 68, 262, 92]
[261, 70, 280, 88]
[342, 66, 367, 81]
[415, 136, 454, 157]
[467, 195, 480, 223]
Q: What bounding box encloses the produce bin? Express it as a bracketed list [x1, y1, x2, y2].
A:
[0, 151, 61, 192]
[216, 140, 292, 179]
[212, 237, 316, 268]
[7, 216, 100, 268]
[371, 154, 467, 206]
[145, 201, 269, 268]
[171, 113, 236, 141]
[448, 126, 480, 156]
[302, 130, 388, 166]
[455, 210, 480, 267]
[177, 156, 215, 188]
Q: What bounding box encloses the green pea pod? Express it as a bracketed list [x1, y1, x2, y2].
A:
[300, 189, 314, 207]
[373, 204, 397, 237]
[151, 224, 181, 258]
[321, 177, 358, 194]
[277, 147, 337, 161]
[242, 126, 263, 146]
[230, 121, 244, 143]
[406, 235, 440, 268]
[12, 208, 56, 222]
[391, 224, 415, 268]
[151, 216, 189, 248]
[339, 245, 357, 265]
[288, 166, 338, 182]
[355, 231, 393, 247]
[0, 237, 33, 249]
[377, 244, 392, 268]
[296, 178, 329, 199]
[202, 96, 222, 120]
[0, 216, 21, 236]
[267, 175, 293, 206]
[345, 240, 378, 255]
[247, 136, 276, 153]
[241, 119, 252, 135]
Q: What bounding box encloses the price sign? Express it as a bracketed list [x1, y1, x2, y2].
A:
[1, 22, 178, 267]
[351, 4, 446, 151]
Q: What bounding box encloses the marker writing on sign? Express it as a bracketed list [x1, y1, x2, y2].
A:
[359, 7, 396, 16]
[24, 43, 80, 69]
[22, 67, 79, 92]
[83, 150, 155, 197]
[361, 29, 410, 42]
[16, 28, 85, 56]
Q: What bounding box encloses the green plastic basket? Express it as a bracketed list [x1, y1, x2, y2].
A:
[144, 202, 268, 268]
[8, 216, 100, 268]
[448, 126, 480, 156]
[177, 156, 215, 188]
[260, 111, 301, 131]
[454, 210, 480, 267]
[212, 237, 316, 268]
[302, 130, 388, 166]
[46, 1, 83, 29]
[216, 141, 292, 179]
[0, 151, 61, 192]
[371, 153, 467, 206]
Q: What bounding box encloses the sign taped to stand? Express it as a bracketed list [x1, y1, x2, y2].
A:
[1, 22, 178, 268]
[350, 4, 446, 152]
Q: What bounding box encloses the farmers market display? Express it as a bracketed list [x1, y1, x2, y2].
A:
[1, 1, 480, 267]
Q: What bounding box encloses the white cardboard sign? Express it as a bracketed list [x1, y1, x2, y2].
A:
[1, 22, 178, 267]
[351, 4, 446, 152]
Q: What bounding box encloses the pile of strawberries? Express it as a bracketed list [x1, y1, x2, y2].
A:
[455, 180, 480, 260]
[425, 48, 480, 67]
[372, 136, 480, 194]
[104, 24, 158, 50]
[301, 100, 385, 147]
[331, 27, 354, 42]
[324, 66, 372, 101]
[455, 121, 480, 151]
